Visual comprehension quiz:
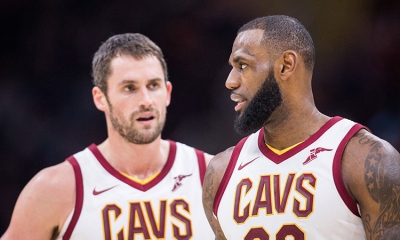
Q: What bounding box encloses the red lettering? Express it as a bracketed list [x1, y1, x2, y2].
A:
[103, 200, 194, 239]
[144, 201, 166, 238]
[244, 225, 305, 240]
[102, 204, 124, 240]
[170, 199, 192, 240]
[252, 175, 273, 216]
[294, 173, 316, 217]
[244, 227, 269, 240]
[234, 172, 316, 224]
[128, 202, 150, 240]
[234, 178, 252, 223]
[276, 224, 305, 240]
[274, 174, 295, 213]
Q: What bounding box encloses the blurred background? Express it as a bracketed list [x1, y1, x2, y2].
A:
[1, 0, 399, 233]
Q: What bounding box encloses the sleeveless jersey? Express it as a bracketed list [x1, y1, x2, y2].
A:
[57, 140, 214, 240]
[214, 117, 367, 239]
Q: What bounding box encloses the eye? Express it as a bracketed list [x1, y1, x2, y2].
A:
[148, 82, 160, 90]
[124, 85, 136, 92]
[239, 63, 248, 70]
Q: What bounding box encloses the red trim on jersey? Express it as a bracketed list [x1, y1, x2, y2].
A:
[213, 136, 249, 217]
[195, 149, 206, 185]
[258, 116, 343, 164]
[333, 123, 365, 217]
[64, 156, 84, 240]
[88, 140, 177, 192]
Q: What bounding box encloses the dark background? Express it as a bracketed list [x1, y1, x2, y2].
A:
[1, 0, 399, 234]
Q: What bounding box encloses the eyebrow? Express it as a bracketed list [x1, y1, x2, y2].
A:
[228, 56, 244, 66]
[147, 78, 163, 83]
[119, 78, 163, 85]
[232, 56, 246, 63]
[118, 79, 137, 86]
[229, 54, 254, 66]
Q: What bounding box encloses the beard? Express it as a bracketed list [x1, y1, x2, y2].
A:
[108, 104, 166, 144]
[233, 68, 282, 136]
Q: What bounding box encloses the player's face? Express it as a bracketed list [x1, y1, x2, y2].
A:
[226, 29, 282, 135]
[105, 55, 172, 144]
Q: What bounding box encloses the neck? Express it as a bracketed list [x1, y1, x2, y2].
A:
[97, 135, 169, 180]
[263, 107, 329, 150]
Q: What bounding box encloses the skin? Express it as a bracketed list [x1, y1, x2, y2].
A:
[2, 55, 213, 240]
[202, 29, 400, 239]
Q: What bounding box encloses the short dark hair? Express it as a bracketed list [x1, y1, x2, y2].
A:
[92, 33, 168, 94]
[238, 15, 315, 71]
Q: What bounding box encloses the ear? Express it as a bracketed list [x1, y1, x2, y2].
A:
[92, 86, 108, 112]
[278, 50, 298, 81]
[165, 81, 173, 107]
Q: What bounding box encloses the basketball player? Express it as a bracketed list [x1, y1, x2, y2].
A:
[2, 33, 214, 239]
[202, 15, 400, 239]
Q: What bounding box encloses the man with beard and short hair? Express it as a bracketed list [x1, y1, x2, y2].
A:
[2, 33, 214, 240]
[202, 15, 400, 240]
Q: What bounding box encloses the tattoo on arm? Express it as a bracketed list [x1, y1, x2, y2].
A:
[203, 161, 227, 240]
[359, 134, 400, 239]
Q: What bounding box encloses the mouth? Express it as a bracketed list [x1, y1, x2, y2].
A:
[137, 116, 155, 121]
[230, 93, 247, 112]
[136, 112, 156, 125]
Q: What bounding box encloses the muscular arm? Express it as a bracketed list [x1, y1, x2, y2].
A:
[343, 129, 400, 239]
[202, 148, 233, 240]
[1, 161, 75, 240]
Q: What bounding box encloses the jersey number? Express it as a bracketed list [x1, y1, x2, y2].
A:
[244, 225, 304, 240]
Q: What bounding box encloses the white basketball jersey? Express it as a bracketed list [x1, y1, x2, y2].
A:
[57, 140, 214, 240]
[214, 117, 366, 239]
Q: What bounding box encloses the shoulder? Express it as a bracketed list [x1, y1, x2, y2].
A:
[343, 128, 398, 183]
[343, 128, 400, 194]
[2, 161, 76, 239]
[203, 147, 234, 205]
[343, 129, 398, 176]
[208, 147, 234, 174]
[345, 128, 393, 154]
[22, 160, 76, 221]
[27, 161, 75, 197]
[203, 147, 235, 199]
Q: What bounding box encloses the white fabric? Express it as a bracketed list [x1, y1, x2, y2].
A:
[57, 142, 213, 240]
[217, 118, 366, 239]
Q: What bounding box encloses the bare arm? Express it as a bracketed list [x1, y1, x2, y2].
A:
[343, 129, 400, 239]
[202, 148, 233, 240]
[1, 161, 75, 240]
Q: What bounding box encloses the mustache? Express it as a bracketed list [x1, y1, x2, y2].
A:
[136, 106, 155, 113]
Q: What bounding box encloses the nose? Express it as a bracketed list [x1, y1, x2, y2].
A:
[225, 69, 240, 90]
[138, 87, 153, 108]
